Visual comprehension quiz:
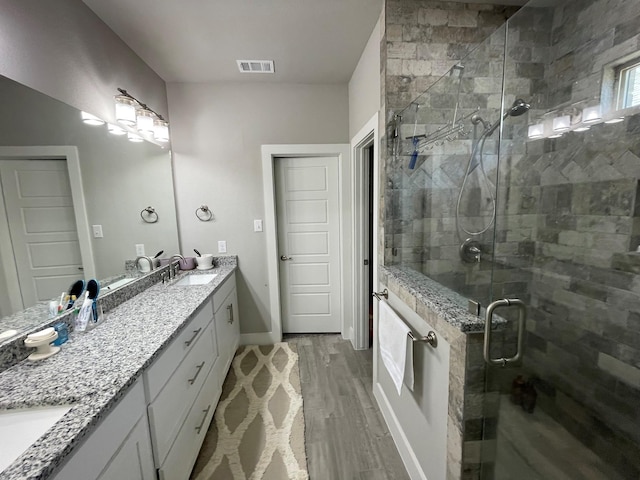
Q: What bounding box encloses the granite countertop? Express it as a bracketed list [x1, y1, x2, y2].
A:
[381, 265, 487, 334]
[0, 261, 237, 480]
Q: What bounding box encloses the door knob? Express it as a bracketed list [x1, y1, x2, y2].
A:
[280, 255, 292, 261]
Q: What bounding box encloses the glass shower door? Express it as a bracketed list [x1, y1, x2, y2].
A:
[483, 1, 640, 478]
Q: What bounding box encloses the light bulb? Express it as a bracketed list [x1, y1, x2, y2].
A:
[582, 105, 602, 123]
[527, 123, 544, 139]
[153, 119, 170, 142]
[115, 95, 136, 126]
[136, 109, 154, 134]
[552, 115, 571, 132]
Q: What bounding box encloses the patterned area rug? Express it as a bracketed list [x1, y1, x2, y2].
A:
[191, 343, 309, 480]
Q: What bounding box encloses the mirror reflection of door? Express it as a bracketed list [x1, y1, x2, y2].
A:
[0, 159, 82, 313]
[275, 156, 342, 333]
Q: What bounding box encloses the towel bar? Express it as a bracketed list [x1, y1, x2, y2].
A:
[372, 289, 388, 300]
[373, 290, 438, 348]
[408, 330, 438, 348]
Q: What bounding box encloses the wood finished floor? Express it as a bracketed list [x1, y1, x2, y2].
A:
[286, 334, 410, 480]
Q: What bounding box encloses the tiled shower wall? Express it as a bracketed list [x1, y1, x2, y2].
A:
[383, 0, 640, 478]
[504, 1, 640, 476]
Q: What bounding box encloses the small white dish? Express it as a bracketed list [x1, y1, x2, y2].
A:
[196, 265, 214, 270]
[24, 331, 60, 361]
[27, 346, 61, 362]
[27, 328, 55, 341]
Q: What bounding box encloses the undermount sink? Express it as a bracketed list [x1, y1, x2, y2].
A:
[174, 273, 217, 286]
[0, 404, 73, 472]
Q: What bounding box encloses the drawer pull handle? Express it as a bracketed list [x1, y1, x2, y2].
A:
[195, 405, 211, 434]
[184, 328, 202, 347]
[227, 304, 234, 324]
[188, 361, 206, 385]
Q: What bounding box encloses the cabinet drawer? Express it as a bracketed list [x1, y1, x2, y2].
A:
[145, 299, 214, 401]
[213, 272, 235, 314]
[158, 367, 220, 480]
[148, 320, 216, 465]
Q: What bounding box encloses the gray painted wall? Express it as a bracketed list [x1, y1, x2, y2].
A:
[349, 15, 382, 139]
[167, 82, 349, 334]
[0, 0, 168, 123]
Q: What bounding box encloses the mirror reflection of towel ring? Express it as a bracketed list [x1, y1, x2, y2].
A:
[195, 204, 213, 222]
[140, 206, 158, 223]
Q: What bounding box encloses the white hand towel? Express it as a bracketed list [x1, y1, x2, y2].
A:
[379, 300, 414, 395]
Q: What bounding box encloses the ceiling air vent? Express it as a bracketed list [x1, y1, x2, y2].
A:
[237, 60, 275, 74]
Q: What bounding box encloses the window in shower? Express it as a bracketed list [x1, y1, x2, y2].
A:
[616, 58, 640, 109]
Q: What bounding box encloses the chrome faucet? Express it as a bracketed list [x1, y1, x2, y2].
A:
[169, 254, 185, 278]
[135, 255, 154, 272]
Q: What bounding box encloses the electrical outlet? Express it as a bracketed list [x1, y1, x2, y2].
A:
[218, 240, 227, 253]
[135, 244, 145, 256]
[253, 219, 263, 232]
[92, 225, 103, 238]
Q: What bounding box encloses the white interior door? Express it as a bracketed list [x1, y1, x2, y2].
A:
[0, 160, 83, 307]
[275, 156, 342, 333]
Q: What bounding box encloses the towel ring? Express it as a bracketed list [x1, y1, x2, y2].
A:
[140, 206, 158, 223]
[195, 204, 213, 222]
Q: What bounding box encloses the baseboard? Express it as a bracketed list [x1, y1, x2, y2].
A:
[373, 382, 428, 480]
[346, 326, 354, 347]
[240, 332, 281, 345]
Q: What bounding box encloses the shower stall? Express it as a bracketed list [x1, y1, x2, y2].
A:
[386, 0, 640, 478]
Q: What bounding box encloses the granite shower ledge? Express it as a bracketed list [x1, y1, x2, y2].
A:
[0, 260, 237, 480]
[380, 265, 487, 342]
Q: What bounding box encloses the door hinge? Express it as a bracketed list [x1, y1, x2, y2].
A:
[363, 259, 369, 266]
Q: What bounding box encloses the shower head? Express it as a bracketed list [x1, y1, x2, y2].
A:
[508, 98, 530, 117]
[485, 98, 531, 136]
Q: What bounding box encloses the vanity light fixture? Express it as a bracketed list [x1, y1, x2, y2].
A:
[115, 88, 170, 142]
[527, 123, 544, 139]
[582, 104, 602, 123]
[81, 111, 105, 126]
[552, 115, 571, 132]
[107, 123, 126, 135]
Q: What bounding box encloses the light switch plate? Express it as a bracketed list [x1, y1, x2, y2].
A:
[253, 219, 263, 232]
[92, 225, 103, 238]
[218, 240, 227, 253]
[135, 244, 145, 256]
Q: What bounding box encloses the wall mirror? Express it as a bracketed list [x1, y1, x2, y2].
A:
[0, 74, 180, 330]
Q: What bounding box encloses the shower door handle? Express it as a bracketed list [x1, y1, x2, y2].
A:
[483, 298, 526, 367]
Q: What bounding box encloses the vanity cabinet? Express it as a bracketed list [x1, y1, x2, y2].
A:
[145, 299, 220, 480]
[146, 271, 239, 480]
[48, 271, 240, 480]
[50, 380, 155, 480]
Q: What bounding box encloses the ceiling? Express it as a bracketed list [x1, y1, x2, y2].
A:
[83, 1, 529, 85]
[82, 0, 384, 84]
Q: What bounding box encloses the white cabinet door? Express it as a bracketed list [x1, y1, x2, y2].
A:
[97, 416, 155, 480]
[51, 381, 152, 480]
[214, 287, 240, 387]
